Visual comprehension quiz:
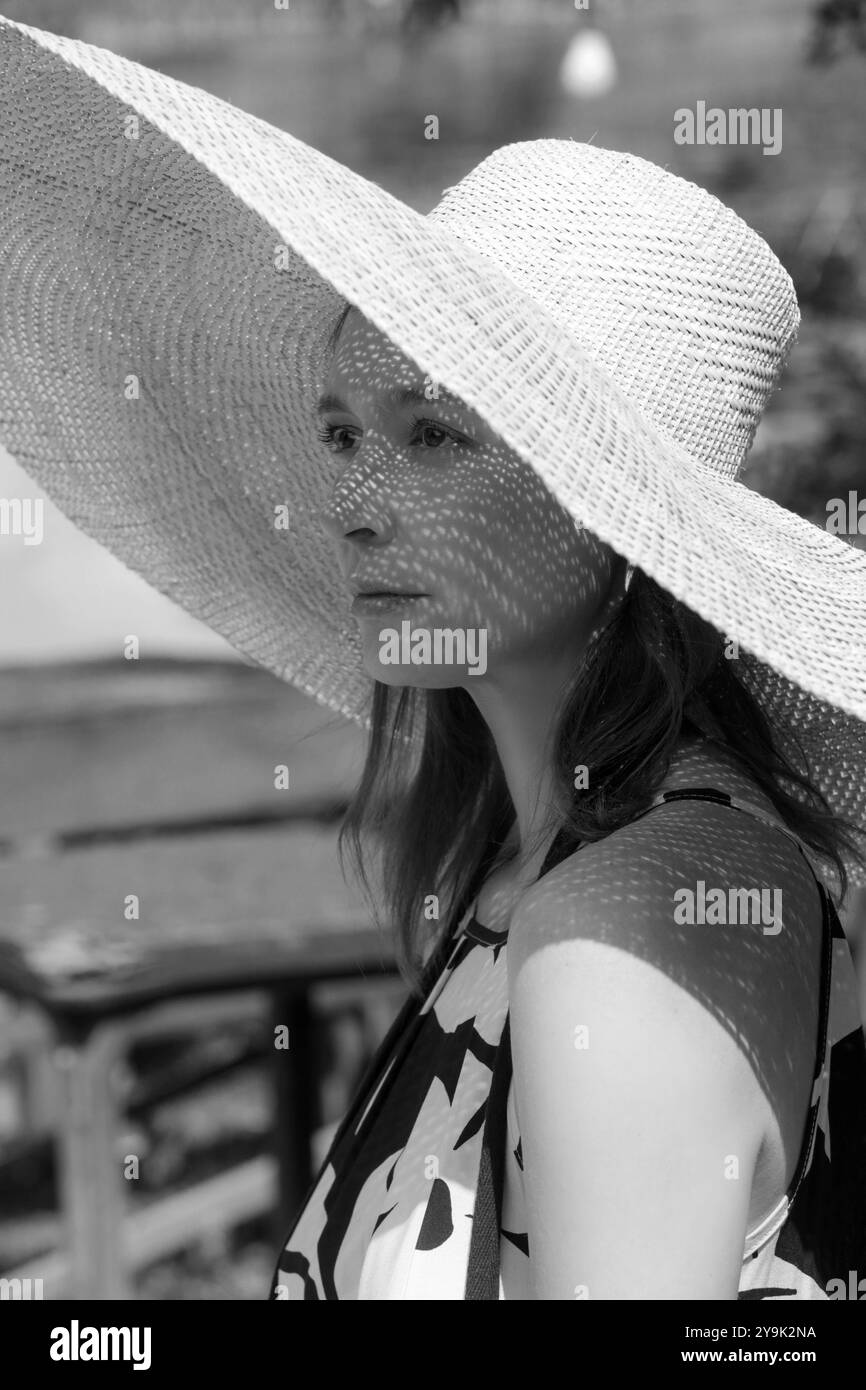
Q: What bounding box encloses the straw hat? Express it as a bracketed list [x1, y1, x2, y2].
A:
[1, 15, 865, 890]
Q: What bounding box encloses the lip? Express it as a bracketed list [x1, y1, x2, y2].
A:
[350, 592, 429, 615]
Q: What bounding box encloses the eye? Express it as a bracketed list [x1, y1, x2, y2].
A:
[315, 416, 467, 454]
[408, 415, 467, 449]
[316, 422, 358, 454]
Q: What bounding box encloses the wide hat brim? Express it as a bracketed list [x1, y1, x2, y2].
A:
[1, 15, 865, 892]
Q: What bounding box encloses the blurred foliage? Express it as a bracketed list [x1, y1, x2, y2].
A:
[808, 0, 866, 61]
[747, 311, 866, 526]
[3, 0, 464, 38]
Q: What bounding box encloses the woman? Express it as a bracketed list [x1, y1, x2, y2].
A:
[1, 16, 864, 1301]
[269, 302, 866, 1301]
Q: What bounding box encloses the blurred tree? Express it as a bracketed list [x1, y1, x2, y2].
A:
[808, 0, 866, 62]
[320, 0, 461, 39]
[401, 0, 461, 36]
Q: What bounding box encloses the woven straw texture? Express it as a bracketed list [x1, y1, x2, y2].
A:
[0, 15, 865, 890]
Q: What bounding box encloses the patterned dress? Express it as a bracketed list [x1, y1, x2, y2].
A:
[270, 788, 866, 1300]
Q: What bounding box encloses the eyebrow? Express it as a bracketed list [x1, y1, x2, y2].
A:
[315, 384, 457, 416]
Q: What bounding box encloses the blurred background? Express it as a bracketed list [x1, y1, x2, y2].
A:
[0, 0, 864, 1300]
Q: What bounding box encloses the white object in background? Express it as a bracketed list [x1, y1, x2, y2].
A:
[559, 30, 618, 99]
[0, 446, 236, 665]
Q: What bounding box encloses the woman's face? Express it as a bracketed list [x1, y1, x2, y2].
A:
[317, 306, 621, 691]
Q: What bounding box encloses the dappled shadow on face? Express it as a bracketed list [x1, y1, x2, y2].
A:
[317, 307, 622, 690]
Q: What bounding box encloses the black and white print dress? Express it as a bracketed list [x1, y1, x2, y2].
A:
[270, 789, 866, 1300]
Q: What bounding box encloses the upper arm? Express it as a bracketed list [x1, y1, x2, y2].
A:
[506, 812, 804, 1301]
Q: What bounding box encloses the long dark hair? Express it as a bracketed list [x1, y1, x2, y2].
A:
[337, 569, 864, 996]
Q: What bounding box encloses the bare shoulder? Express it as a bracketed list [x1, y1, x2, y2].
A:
[508, 792, 824, 1190]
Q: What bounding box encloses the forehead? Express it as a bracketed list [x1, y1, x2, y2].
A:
[321, 305, 494, 435]
[328, 306, 430, 389]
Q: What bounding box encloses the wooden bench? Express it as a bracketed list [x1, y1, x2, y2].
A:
[0, 657, 405, 1299]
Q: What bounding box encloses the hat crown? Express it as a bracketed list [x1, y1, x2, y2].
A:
[428, 140, 799, 479]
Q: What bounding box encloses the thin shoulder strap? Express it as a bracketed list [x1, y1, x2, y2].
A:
[464, 1009, 514, 1300]
[642, 787, 822, 872]
[464, 820, 576, 1299]
[463, 785, 836, 1300]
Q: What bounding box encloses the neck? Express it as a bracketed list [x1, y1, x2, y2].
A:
[468, 707, 715, 879]
[467, 573, 628, 864]
[467, 653, 573, 864]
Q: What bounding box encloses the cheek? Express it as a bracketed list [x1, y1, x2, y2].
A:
[446, 470, 613, 608]
[507, 528, 617, 639]
[555, 528, 616, 604]
[386, 449, 617, 636]
[418, 513, 615, 655]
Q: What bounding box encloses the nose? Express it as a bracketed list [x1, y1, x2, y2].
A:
[317, 471, 396, 576]
[317, 495, 394, 545]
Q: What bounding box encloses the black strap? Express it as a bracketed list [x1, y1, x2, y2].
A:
[464, 820, 577, 1299]
[464, 1012, 513, 1299]
[463, 789, 836, 1300]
